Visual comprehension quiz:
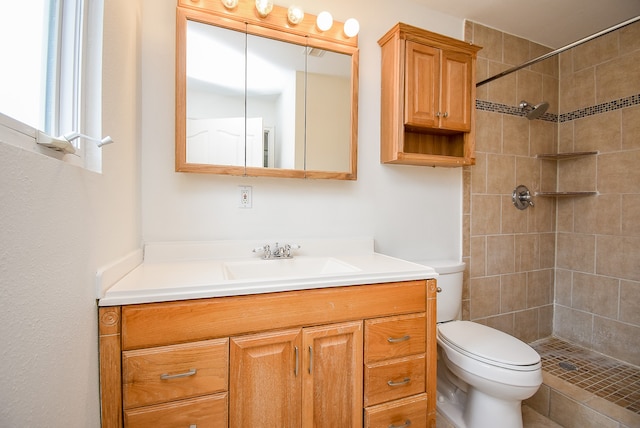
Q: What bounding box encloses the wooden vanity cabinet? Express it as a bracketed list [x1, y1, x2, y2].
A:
[98, 280, 437, 428]
[379, 22, 481, 167]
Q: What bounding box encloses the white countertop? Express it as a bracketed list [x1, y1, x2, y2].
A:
[97, 238, 438, 306]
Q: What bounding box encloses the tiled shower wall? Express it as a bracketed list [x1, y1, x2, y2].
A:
[463, 22, 558, 344]
[554, 21, 640, 366]
[464, 20, 640, 367]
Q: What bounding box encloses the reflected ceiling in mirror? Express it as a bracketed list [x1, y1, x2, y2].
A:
[176, 1, 359, 180]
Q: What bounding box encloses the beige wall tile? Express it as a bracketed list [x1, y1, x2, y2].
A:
[538, 304, 553, 338]
[622, 194, 640, 236]
[574, 194, 621, 236]
[558, 121, 575, 153]
[530, 44, 557, 78]
[528, 269, 553, 307]
[514, 234, 539, 271]
[475, 110, 502, 153]
[530, 120, 558, 156]
[501, 195, 528, 234]
[486, 235, 515, 275]
[462, 214, 470, 259]
[525, 384, 550, 416]
[572, 31, 619, 72]
[555, 269, 573, 306]
[486, 154, 516, 194]
[557, 156, 597, 193]
[470, 236, 486, 278]
[559, 51, 573, 78]
[596, 235, 640, 281]
[501, 273, 527, 312]
[549, 390, 618, 428]
[471, 195, 501, 235]
[470, 276, 501, 319]
[598, 150, 640, 194]
[539, 233, 555, 269]
[571, 273, 619, 319]
[622, 105, 640, 150]
[516, 156, 540, 194]
[527, 195, 555, 233]
[556, 199, 574, 232]
[554, 306, 593, 348]
[503, 33, 529, 66]
[517, 69, 543, 108]
[463, 20, 474, 44]
[620, 280, 640, 326]
[502, 115, 530, 156]
[514, 308, 538, 343]
[619, 20, 640, 55]
[539, 159, 558, 193]
[485, 313, 515, 336]
[473, 23, 503, 61]
[487, 62, 518, 106]
[560, 67, 596, 113]
[475, 57, 489, 100]
[470, 151, 487, 194]
[542, 75, 560, 115]
[556, 232, 595, 272]
[592, 317, 640, 366]
[596, 49, 640, 103]
[573, 111, 622, 153]
[463, 169, 471, 214]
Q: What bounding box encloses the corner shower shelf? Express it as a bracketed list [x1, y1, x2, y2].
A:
[536, 151, 599, 197]
[535, 191, 599, 197]
[536, 151, 598, 160]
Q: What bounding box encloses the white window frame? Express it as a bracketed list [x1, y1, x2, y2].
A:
[0, 0, 104, 172]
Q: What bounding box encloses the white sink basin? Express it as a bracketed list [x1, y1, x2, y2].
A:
[223, 257, 361, 280]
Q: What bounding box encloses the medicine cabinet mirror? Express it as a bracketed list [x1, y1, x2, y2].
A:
[176, 2, 359, 180]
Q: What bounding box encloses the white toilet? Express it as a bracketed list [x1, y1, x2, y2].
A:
[425, 260, 542, 428]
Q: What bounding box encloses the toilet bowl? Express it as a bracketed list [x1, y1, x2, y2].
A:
[419, 260, 542, 428]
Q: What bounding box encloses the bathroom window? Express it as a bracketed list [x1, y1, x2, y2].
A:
[0, 0, 103, 171]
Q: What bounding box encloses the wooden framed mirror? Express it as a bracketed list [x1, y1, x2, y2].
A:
[176, 0, 359, 180]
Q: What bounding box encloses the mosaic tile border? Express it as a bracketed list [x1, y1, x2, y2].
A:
[476, 93, 640, 123]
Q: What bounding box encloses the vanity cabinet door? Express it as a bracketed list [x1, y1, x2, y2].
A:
[229, 329, 302, 428]
[302, 321, 364, 428]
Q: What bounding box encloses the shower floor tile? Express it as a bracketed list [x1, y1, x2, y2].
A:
[532, 337, 640, 416]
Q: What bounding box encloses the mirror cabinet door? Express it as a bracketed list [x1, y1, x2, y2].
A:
[176, 6, 358, 180]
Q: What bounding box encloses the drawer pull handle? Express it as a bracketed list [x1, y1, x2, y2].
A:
[309, 346, 313, 374]
[295, 346, 299, 376]
[387, 377, 411, 387]
[160, 368, 197, 380]
[389, 420, 411, 428]
[189, 425, 197, 428]
[387, 335, 410, 343]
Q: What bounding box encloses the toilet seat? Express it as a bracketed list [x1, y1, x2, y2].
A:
[438, 321, 540, 371]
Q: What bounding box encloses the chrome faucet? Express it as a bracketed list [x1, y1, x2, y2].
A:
[253, 242, 300, 259]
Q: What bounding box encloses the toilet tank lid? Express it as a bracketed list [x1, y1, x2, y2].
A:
[415, 260, 465, 274]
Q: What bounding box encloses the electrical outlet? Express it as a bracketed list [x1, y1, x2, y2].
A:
[239, 186, 252, 208]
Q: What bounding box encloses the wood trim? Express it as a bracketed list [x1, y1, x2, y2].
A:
[426, 279, 438, 426]
[99, 306, 123, 428]
[122, 281, 427, 350]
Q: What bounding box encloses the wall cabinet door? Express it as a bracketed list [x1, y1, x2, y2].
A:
[229, 329, 302, 428]
[404, 41, 472, 132]
[302, 321, 364, 428]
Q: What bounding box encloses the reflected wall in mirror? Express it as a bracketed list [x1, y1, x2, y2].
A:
[176, 1, 359, 180]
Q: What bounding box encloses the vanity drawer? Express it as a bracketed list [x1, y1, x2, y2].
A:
[364, 354, 426, 406]
[124, 393, 228, 428]
[123, 338, 228, 409]
[364, 393, 428, 428]
[365, 313, 426, 362]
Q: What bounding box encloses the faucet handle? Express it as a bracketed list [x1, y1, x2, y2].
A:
[253, 244, 271, 258]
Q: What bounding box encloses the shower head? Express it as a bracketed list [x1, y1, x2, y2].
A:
[519, 100, 549, 120]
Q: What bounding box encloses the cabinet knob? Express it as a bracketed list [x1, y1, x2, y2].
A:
[435, 112, 441, 117]
[443, 112, 449, 118]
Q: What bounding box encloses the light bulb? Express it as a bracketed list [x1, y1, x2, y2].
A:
[287, 5, 304, 25]
[344, 18, 360, 38]
[255, 0, 273, 17]
[316, 11, 333, 32]
[220, 0, 238, 9]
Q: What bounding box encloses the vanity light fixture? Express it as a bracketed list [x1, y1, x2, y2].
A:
[220, 0, 239, 9]
[343, 18, 360, 37]
[316, 11, 333, 31]
[255, 0, 273, 17]
[287, 5, 304, 25]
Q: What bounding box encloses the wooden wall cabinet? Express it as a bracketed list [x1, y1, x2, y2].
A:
[379, 23, 481, 167]
[99, 280, 438, 428]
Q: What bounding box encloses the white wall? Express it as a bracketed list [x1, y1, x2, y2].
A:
[0, 1, 141, 426]
[141, 0, 465, 263]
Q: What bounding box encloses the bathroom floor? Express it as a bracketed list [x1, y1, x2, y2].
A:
[532, 337, 640, 415]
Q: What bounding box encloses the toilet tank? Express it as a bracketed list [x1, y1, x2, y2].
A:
[418, 260, 465, 323]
